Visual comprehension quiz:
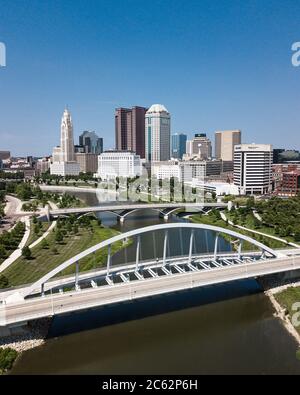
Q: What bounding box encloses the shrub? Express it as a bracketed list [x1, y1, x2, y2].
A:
[0, 348, 18, 373]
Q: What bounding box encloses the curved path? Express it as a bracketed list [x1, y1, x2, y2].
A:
[220, 211, 300, 249]
[0, 216, 31, 274]
[0, 201, 58, 274]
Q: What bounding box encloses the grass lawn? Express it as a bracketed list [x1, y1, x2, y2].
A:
[190, 213, 286, 251]
[226, 210, 299, 245]
[275, 287, 300, 335]
[25, 221, 52, 247]
[3, 221, 129, 287]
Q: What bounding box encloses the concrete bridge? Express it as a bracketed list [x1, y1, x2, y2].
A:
[46, 201, 229, 222]
[1, 223, 299, 328]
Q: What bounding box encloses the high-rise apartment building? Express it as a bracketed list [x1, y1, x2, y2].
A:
[115, 106, 147, 158]
[234, 143, 273, 195]
[171, 133, 187, 159]
[50, 109, 80, 176]
[215, 130, 241, 161]
[185, 133, 212, 160]
[79, 131, 103, 155]
[145, 104, 171, 162]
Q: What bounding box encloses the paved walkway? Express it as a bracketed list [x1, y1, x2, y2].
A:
[0, 216, 31, 274]
[220, 211, 300, 249]
[0, 201, 58, 275]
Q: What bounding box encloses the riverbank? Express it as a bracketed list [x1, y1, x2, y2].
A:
[265, 288, 300, 348]
[0, 318, 51, 353]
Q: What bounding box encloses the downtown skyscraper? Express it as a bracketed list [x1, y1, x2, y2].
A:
[115, 106, 148, 158]
[171, 133, 187, 159]
[145, 104, 171, 162]
[50, 109, 80, 176]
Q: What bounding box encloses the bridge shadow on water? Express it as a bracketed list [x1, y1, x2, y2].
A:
[47, 278, 263, 339]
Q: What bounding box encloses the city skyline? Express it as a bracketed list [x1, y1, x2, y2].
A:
[1, 0, 300, 156]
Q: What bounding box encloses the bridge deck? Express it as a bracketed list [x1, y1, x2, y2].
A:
[1, 254, 300, 327]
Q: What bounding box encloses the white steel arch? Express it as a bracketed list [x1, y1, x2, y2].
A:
[19, 223, 283, 300]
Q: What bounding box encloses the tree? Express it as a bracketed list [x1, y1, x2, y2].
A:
[51, 246, 58, 255]
[55, 230, 63, 243]
[0, 245, 7, 259]
[0, 275, 9, 289]
[22, 246, 31, 260]
[41, 239, 49, 249]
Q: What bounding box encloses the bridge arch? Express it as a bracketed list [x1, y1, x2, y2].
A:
[13, 223, 283, 301]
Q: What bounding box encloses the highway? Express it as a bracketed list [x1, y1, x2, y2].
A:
[2, 254, 300, 327]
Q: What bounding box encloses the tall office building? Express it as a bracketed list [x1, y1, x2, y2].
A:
[145, 104, 171, 162]
[215, 130, 241, 161]
[171, 133, 187, 159]
[50, 109, 80, 176]
[115, 106, 147, 158]
[185, 133, 212, 160]
[234, 143, 273, 195]
[79, 131, 103, 155]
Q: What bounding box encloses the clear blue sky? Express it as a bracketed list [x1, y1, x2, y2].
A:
[0, 0, 300, 156]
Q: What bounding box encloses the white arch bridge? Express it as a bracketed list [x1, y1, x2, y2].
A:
[1, 223, 300, 328]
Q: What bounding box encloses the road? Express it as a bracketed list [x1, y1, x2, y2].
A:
[2, 254, 300, 326]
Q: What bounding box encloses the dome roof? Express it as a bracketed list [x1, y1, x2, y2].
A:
[147, 104, 169, 114]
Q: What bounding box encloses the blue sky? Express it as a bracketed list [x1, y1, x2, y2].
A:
[0, 0, 300, 156]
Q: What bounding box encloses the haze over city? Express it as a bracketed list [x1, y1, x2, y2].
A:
[1, 0, 300, 156]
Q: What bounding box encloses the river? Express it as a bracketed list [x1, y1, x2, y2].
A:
[11, 190, 300, 374]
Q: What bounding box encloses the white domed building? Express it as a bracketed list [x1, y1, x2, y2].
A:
[145, 104, 171, 162]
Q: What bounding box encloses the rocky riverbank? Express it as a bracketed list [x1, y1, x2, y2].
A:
[0, 318, 51, 353]
[259, 275, 300, 347]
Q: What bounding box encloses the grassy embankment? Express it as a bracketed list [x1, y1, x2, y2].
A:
[0, 348, 18, 375]
[2, 219, 129, 287]
[189, 211, 287, 251]
[275, 287, 300, 337]
[226, 210, 298, 246]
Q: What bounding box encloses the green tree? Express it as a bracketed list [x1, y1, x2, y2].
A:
[0, 245, 7, 259]
[22, 246, 31, 260]
[41, 239, 49, 249]
[0, 275, 9, 289]
[55, 230, 63, 243]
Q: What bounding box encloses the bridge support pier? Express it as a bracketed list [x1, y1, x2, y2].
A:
[0, 322, 29, 338]
[120, 216, 125, 223]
